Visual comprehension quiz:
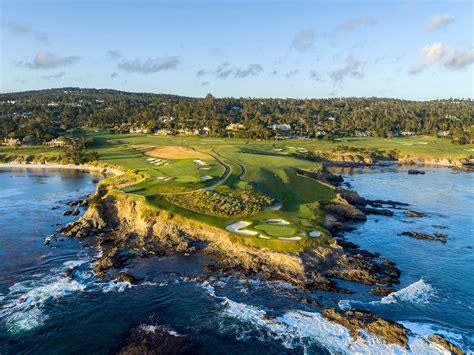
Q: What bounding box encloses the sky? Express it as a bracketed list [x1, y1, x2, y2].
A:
[0, 0, 473, 99]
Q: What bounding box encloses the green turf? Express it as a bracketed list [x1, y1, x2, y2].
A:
[3, 130, 472, 252]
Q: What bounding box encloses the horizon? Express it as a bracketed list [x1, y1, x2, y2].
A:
[1, 86, 473, 101]
[1, 0, 473, 100]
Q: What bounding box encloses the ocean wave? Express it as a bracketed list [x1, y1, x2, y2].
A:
[379, 279, 434, 305]
[0, 274, 87, 333]
[0, 257, 136, 332]
[221, 300, 451, 354]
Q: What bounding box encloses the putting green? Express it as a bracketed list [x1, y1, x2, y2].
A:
[253, 224, 297, 237]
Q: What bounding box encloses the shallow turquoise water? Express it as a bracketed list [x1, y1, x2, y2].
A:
[0, 166, 472, 354]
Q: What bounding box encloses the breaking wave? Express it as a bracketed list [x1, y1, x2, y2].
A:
[0, 257, 134, 333]
[380, 279, 434, 305]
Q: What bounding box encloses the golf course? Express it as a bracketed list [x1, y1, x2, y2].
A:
[1, 131, 473, 252]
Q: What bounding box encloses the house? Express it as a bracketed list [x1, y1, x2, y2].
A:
[46, 138, 66, 147]
[177, 128, 199, 135]
[401, 131, 416, 136]
[269, 123, 291, 132]
[2, 138, 21, 146]
[129, 128, 147, 134]
[153, 129, 173, 136]
[199, 127, 210, 135]
[226, 123, 245, 131]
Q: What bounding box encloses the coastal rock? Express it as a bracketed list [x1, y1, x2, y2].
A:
[63, 208, 80, 216]
[404, 210, 426, 218]
[360, 207, 394, 216]
[322, 308, 409, 347]
[114, 323, 195, 355]
[115, 272, 137, 284]
[66, 199, 88, 207]
[370, 287, 395, 297]
[428, 335, 464, 355]
[401, 231, 447, 243]
[407, 169, 425, 175]
[324, 203, 367, 221]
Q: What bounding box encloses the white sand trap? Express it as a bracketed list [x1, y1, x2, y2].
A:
[225, 221, 258, 236]
[309, 231, 321, 238]
[193, 159, 206, 166]
[297, 148, 308, 152]
[258, 235, 271, 239]
[416, 142, 428, 145]
[278, 237, 302, 241]
[200, 175, 213, 180]
[198, 167, 211, 171]
[273, 148, 283, 152]
[266, 219, 290, 225]
[146, 158, 155, 162]
[156, 176, 165, 180]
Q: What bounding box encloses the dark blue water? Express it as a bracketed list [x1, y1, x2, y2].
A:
[0, 166, 472, 354]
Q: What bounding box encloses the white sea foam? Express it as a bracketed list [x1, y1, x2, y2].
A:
[379, 279, 434, 305]
[221, 300, 451, 354]
[1, 274, 87, 332]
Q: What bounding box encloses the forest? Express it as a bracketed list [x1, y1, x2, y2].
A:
[0, 87, 472, 144]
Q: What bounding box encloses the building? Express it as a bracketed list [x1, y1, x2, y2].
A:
[129, 128, 147, 134]
[269, 123, 291, 132]
[401, 131, 416, 136]
[153, 129, 173, 136]
[46, 138, 66, 147]
[226, 123, 245, 131]
[199, 127, 210, 135]
[2, 138, 21, 146]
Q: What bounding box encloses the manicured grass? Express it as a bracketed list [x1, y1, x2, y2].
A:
[5, 130, 472, 252]
[253, 224, 297, 237]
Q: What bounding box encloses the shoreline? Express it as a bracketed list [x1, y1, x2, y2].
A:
[0, 162, 123, 176]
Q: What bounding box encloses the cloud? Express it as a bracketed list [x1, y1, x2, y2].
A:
[329, 56, 364, 82]
[21, 51, 81, 69]
[423, 15, 454, 32]
[118, 56, 179, 73]
[41, 71, 65, 79]
[291, 29, 315, 52]
[110, 72, 119, 78]
[234, 64, 263, 78]
[106, 50, 122, 60]
[337, 16, 376, 31]
[200, 81, 210, 86]
[409, 43, 474, 74]
[196, 62, 263, 79]
[1, 20, 48, 42]
[309, 70, 322, 81]
[284, 69, 299, 78]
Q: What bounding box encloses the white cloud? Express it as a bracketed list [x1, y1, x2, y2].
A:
[1, 20, 48, 42]
[329, 56, 364, 82]
[22, 51, 80, 69]
[118, 57, 179, 73]
[309, 70, 322, 81]
[423, 15, 454, 32]
[106, 50, 122, 60]
[41, 72, 65, 80]
[409, 43, 474, 74]
[337, 16, 376, 31]
[291, 29, 315, 52]
[196, 62, 263, 79]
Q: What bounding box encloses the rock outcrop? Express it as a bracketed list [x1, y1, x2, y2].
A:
[322, 308, 409, 347]
[428, 335, 464, 355]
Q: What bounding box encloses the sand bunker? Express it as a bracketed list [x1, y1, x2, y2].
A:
[309, 231, 321, 237]
[142, 146, 209, 160]
[278, 237, 302, 241]
[225, 221, 258, 236]
[193, 159, 206, 166]
[266, 219, 290, 225]
[200, 175, 213, 180]
[198, 167, 211, 171]
[258, 235, 271, 239]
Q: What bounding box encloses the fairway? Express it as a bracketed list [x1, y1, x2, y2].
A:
[2, 131, 472, 252]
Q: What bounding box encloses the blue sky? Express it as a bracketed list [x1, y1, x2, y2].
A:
[1, 0, 473, 99]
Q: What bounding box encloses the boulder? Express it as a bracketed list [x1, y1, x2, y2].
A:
[322, 308, 408, 347]
[63, 208, 80, 216]
[407, 169, 425, 175]
[428, 335, 464, 355]
[404, 210, 426, 218]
